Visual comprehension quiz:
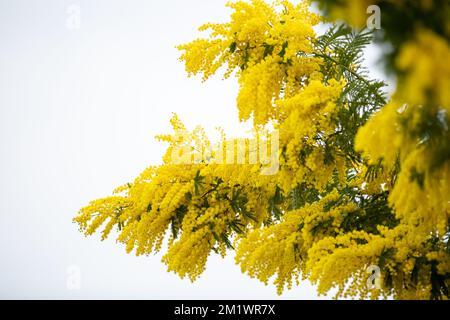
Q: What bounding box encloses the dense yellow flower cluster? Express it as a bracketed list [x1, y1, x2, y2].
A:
[277, 78, 346, 191]
[331, 0, 450, 299]
[354, 13, 450, 245]
[74, 196, 131, 240]
[236, 190, 358, 294]
[316, 0, 448, 29]
[74, 0, 449, 299]
[396, 29, 450, 108]
[178, 0, 320, 125]
[320, 0, 374, 27]
[76, 111, 279, 280]
[236, 208, 304, 294]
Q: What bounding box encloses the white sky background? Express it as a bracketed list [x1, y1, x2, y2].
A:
[0, 0, 392, 299]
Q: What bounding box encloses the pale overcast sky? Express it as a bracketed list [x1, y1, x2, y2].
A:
[0, 0, 390, 299]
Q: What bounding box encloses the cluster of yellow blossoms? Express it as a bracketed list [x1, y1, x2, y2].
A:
[76, 113, 277, 281]
[178, 0, 321, 125]
[74, 0, 449, 299]
[320, 0, 450, 299]
[236, 190, 357, 295]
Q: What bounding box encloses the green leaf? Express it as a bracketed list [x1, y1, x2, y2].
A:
[228, 220, 245, 234]
[221, 233, 234, 250]
[229, 42, 237, 53]
[263, 43, 275, 58]
[171, 205, 188, 239]
[194, 170, 205, 196]
[278, 41, 288, 58]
